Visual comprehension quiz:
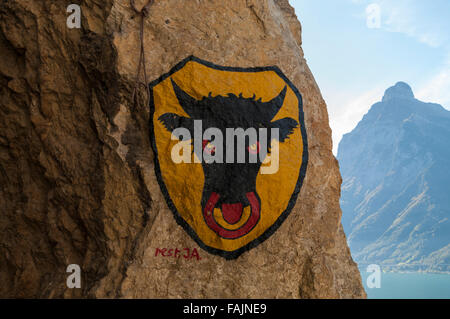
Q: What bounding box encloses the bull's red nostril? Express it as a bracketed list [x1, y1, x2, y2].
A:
[221, 203, 243, 224]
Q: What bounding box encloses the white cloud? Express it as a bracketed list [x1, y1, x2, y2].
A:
[363, 0, 450, 110]
[353, 0, 449, 49]
[329, 0, 450, 154]
[416, 57, 450, 109]
[302, 0, 450, 153]
[328, 62, 450, 155]
[381, 0, 445, 48]
[325, 86, 387, 154]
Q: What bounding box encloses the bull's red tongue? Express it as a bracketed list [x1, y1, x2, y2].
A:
[204, 192, 260, 239]
[221, 203, 243, 224]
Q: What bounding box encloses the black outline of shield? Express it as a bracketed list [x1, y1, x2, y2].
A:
[148, 56, 308, 260]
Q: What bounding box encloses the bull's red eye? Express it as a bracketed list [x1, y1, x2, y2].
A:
[247, 141, 260, 154]
[202, 139, 216, 155]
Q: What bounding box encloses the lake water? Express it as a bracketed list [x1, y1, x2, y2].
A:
[359, 270, 450, 299]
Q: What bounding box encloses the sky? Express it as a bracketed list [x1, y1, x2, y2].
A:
[289, 0, 450, 154]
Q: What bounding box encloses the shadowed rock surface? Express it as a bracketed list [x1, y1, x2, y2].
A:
[0, 0, 365, 298]
[339, 82, 450, 273]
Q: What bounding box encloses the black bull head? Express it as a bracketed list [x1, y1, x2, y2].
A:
[158, 79, 298, 238]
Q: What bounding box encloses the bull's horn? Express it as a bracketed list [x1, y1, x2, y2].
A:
[171, 78, 198, 117]
[266, 86, 287, 119]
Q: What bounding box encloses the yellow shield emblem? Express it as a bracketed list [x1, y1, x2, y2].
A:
[150, 56, 308, 259]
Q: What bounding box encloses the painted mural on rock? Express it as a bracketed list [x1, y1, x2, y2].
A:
[149, 56, 308, 259]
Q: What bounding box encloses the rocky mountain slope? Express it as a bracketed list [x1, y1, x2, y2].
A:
[0, 0, 365, 298]
[338, 82, 450, 272]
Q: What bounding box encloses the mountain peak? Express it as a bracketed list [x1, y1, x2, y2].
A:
[338, 80, 450, 274]
[382, 81, 415, 102]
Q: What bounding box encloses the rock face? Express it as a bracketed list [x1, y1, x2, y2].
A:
[339, 82, 450, 273]
[0, 0, 365, 298]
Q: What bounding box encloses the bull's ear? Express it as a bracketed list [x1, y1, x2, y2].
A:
[158, 113, 194, 140]
[271, 117, 298, 142]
